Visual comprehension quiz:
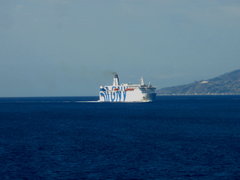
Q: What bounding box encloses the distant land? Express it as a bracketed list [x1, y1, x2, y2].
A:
[157, 69, 240, 95]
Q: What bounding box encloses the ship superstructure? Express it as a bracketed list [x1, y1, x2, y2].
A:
[99, 74, 156, 102]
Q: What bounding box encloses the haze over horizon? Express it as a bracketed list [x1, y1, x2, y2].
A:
[1, 0, 240, 96]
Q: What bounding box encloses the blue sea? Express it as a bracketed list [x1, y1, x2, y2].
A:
[0, 96, 240, 179]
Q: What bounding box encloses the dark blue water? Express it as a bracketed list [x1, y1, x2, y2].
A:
[0, 96, 240, 179]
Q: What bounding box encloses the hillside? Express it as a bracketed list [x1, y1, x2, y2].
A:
[157, 69, 240, 95]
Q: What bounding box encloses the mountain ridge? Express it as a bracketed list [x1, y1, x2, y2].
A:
[157, 69, 240, 95]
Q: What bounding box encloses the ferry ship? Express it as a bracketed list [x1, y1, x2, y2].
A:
[99, 74, 156, 102]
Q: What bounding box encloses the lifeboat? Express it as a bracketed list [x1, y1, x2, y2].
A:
[125, 88, 134, 91]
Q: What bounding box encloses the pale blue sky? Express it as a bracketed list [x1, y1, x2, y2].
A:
[0, 0, 240, 96]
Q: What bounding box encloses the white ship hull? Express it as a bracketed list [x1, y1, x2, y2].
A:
[99, 74, 156, 102]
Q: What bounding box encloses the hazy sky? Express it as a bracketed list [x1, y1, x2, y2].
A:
[1, 0, 240, 96]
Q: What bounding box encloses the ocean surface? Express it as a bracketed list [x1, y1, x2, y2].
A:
[0, 96, 240, 179]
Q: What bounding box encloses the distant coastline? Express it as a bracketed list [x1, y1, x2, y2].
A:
[157, 93, 240, 96]
[157, 69, 240, 96]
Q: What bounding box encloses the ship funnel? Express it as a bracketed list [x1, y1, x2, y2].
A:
[113, 73, 120, 86]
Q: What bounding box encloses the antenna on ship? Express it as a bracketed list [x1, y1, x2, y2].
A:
[148, 81, 152, 87]
[140, 77, 145, 86]
[113, 73, 120, 86]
